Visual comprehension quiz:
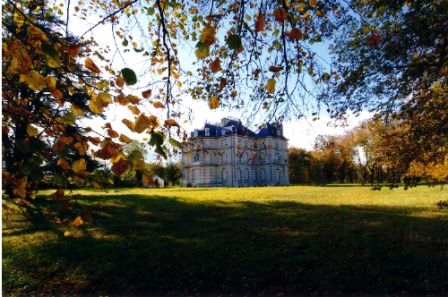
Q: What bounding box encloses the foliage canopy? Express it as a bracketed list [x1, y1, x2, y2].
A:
[2, 0, 447, 201]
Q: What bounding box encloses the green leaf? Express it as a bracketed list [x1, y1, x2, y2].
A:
[149, 132, 164, 147]
[121, 68, 137, 85]
[155, 145, 167, 159]
[122, 38, 129, 46]
[60, 112, 76, 125]
[226, 34, 242, 50]
[42, 42, 60, 68]
[195, 41, 210, 59]
[42, 42, 59, 59]
[169, 137, 183, 149]
[147, 7, 155, 15]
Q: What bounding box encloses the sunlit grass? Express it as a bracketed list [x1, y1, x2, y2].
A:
[4, 185, 448, 296]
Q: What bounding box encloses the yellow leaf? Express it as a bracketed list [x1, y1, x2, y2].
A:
[122, 118, 135, 131]
[119, 134, 132, 144]
[89, 98, 103, 114]
[27, 25, 48, 42]
[72, 158, 86, 173]
[71, 104, 85, 116]
[309, 0, 316, 7]
[266, 78, 276, 94]
[208, 95, 220, 109]
[85, 57, 101, 73]
[19, 70, 46, 91]
[127, 104, 141, 115]
[73, 142, 88, 155]
[134, 114, 159, 133]
[195, 44, 210, 59]
[152, 101, 165, 109]
[98, 92, 112, 105]
[26, 124, 39, 137]
[45, 76, 57, 90]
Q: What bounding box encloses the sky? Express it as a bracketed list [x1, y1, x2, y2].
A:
[63, 0, 372, 155]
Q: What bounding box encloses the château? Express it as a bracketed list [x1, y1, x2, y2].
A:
[181, 118, 289, 187]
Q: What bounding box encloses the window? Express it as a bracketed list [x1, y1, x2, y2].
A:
[205, 128, 210, 136]
[193, 153, 200, 162]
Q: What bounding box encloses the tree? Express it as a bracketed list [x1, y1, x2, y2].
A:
[165, 162, 182, 186]
[323, 0, 447, 169]
[288, 147, 313, 184]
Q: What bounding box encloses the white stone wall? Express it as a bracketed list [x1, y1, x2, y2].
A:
[182, 134, 289, 187]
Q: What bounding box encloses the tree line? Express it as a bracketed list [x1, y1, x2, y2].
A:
[288, 118, 448, 188]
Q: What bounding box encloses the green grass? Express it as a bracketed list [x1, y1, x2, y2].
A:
[3, 186, 448, 296]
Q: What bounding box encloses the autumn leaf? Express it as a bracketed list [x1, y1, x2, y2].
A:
[255, 10, 265, 33]
[72, 158, 86, 173]
[273, 7, 288, 24]
[67, 44, 81, 58]
[127, 95, 141, 104]
[127, 104, 140, 115]
[119, 134, 132, 143]
[152, 101, 165, 108]
[27, 25, 48, 44]
[195, 41, 210, 59]
[200, 25, 217, 45]
[26, 124, 39, 137]
[57, 158, 71, 170]
[71, 104, 84, 116]
[266, 78, 276, 93]
[107, 129, 119, 138]
[111, 158, 130, 176]
[122, 118, 135, 131]
[269, 65, 283, 73]
[286, 28, 303, 41]
[85, 57, 101, 73]
[164, 119, 179, 128]
[19, 70, 46, 91]
[309, 0, 317, 7]
[208, 95, 220, 109]
[70, 216, 84, 227]
[134, 114, 159, 133]
[45, 76, 57, 90]
[209, 58, 222, 73]
[115, 75, 125, 88]
[116, 93, 129, 105]
[142, 89, 152, 98]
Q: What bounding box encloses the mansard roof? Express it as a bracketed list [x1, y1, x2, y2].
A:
[191, 118, 285, 138]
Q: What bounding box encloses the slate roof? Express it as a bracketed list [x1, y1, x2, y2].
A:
[191, 118, 284, 138]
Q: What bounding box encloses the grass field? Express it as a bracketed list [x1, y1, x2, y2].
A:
[3, 186, 448, 296]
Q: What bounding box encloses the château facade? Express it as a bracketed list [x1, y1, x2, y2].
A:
[181, 118, 289, 187]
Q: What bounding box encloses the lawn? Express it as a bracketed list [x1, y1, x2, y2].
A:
[3, 186, 448, 296]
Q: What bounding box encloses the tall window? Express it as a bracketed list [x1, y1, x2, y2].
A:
[193, 153, 200, 162]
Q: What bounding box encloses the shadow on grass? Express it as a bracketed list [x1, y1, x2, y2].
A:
[3, 194, 448, 296]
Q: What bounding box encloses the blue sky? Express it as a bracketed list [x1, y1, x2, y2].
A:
[65, 0, 371, 154]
